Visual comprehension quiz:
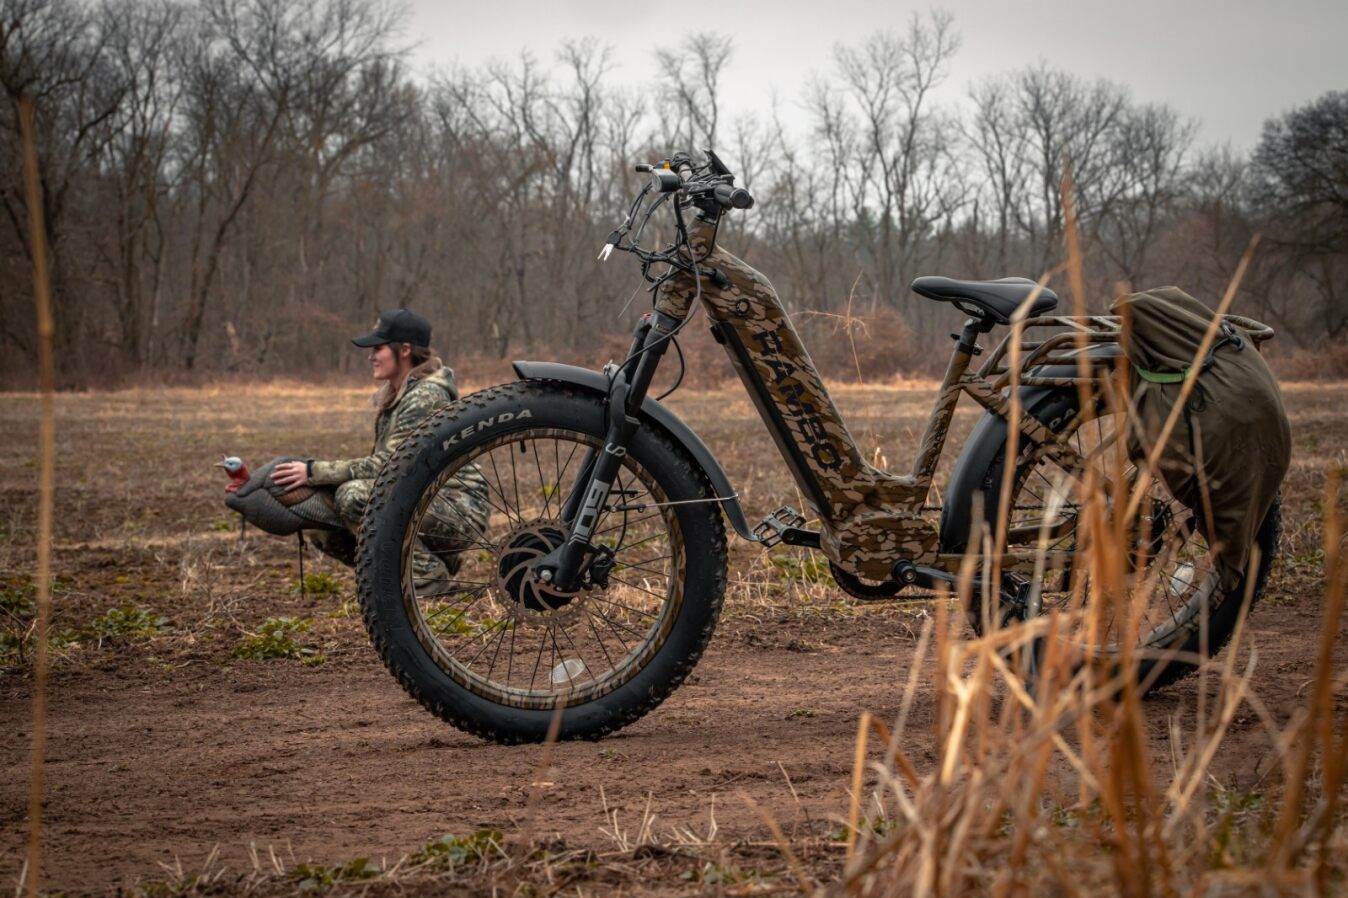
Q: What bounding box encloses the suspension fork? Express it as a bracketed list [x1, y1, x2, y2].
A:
[557, 315, 653, 523]
[545, 311, 680, 591]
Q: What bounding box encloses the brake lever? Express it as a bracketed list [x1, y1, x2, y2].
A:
[597, 226, 625, 262]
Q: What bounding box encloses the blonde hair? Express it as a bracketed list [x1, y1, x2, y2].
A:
[373, 343, 440, 415]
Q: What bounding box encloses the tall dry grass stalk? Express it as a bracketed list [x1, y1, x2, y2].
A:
[830, 171, 1342, 898]
[19, 95, 56, 898]
[837, 483, 1343, 897]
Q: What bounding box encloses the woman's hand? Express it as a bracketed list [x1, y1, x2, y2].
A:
[272, 461, 310, 490]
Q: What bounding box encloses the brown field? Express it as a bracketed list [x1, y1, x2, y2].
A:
[1, 380, 1345, 895]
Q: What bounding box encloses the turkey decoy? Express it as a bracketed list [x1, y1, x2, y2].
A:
[215, 455, 343, 535]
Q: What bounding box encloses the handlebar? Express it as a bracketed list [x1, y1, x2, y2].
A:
[635, 154, 754, 212]
[598, 150, 752, 275]
[712, 183, 754, 210]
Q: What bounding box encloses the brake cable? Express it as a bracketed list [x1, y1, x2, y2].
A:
[601, 157, 728, 405]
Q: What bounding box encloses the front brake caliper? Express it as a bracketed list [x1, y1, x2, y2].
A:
[586, 545, 617, 590]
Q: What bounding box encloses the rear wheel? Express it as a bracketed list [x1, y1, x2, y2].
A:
[951, 390, 1280, 692]
[357, 382, 727, 743]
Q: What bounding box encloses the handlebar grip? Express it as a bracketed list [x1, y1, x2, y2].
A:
[712, 183, 754, 210]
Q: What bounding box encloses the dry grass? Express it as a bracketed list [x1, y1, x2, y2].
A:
[0, 378, 1343, 896]
[829, 481, 1347, 898]
[2, 374, 1337, 889]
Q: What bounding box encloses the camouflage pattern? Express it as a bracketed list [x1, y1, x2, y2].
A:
[655, 218, 1089, 580]
[656, 218, 934, 579]
[308, 473, 490, 584]
[311, 362, 461, 485]
[307, 482, 369, 567]
[308, 362, 491, 583]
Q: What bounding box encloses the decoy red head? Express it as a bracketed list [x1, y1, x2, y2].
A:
[214, 455, 250, 493]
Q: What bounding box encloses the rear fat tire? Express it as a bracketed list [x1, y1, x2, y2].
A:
[356, 381, 728, 744]
[943, 388, 1281, 693]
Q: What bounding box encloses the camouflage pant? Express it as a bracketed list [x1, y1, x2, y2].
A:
[308, 467, 491, 587]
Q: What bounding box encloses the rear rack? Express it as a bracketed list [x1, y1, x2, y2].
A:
[977, 313, 1275, 390]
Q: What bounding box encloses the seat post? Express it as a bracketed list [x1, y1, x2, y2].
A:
[909, 317, 991, 485]
[954, 316, 993, 357]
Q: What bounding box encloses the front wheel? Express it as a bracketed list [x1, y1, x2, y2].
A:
[356, 382, 727, 743]
[943, 389, 1281, 693]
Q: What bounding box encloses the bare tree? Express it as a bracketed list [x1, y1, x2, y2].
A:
[1250, 90, 1348, 340]
[655, 32, 731, 151]
[176, 10, 288, 370]
[1094, 102, 1197, 286]
[93, 0, 183, 367]
[965, 76, 1028, 274]
[0, 6, 1341, 385]
[0, 0, 126, 373]
[1014, 65, 1127, 275]
[829, 11, 962, 309]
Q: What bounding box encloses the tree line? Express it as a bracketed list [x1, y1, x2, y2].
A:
[1, 0, 1344, 386]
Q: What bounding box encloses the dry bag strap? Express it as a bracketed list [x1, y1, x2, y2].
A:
[1135, 366, 1187, 384]
[1133, 321, 1246, 385]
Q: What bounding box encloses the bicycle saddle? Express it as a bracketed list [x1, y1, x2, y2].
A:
[911, 276, 1059, 324]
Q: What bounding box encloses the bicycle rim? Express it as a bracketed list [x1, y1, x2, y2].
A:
[398, 428, 686, 710]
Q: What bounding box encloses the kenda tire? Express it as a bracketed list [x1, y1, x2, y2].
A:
[356, 381, 727, 743]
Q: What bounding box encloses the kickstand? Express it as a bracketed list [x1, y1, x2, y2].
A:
[297, 531, 307, 600]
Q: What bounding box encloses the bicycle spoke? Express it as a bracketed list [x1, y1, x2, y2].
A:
[506, 610, 518, 683]
[529, 625, 548, 692]
[422, 586, 491, 620]
[585, 610, 617, 669]
[484, 615, 511, 680]
[616, 560, 672, 578]
[617, 553, 673, 569]
[533, 441, 552, 518]
[588, 604, 641, 644]
[1006, 407, 1219, 662]
[420, 507, 499, 553]
[464, 618, 513, 668]
[609, 530, 668, 555]
[403, 429, 683, 708]
[592, 590, 663, 618]
[508, 440, 523, 519]
[595, 512, 664, 538]
[606, 573, 670, 602]
[486, 451, 520, 525]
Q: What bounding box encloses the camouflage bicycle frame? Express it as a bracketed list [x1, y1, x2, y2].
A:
[654, 217, 1097, 581]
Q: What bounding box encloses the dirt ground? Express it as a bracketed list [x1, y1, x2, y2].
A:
[1, 380, 1344, 893]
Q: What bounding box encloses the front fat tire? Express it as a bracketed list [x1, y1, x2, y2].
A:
[356, 381, 728, 744]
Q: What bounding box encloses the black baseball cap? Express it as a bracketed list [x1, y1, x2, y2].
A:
[351, 309, 432, 348]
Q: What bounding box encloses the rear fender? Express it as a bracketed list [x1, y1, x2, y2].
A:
[511, 361, 756, 542]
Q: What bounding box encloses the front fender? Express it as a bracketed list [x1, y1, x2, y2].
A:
[511, 361, 756, 542]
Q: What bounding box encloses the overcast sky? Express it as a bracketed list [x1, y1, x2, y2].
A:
[400, 0, 1347, 152]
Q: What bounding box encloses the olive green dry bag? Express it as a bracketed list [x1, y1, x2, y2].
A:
[1111, 287, 1290, 590]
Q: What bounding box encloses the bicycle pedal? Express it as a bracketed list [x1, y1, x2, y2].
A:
[753, 506, 807, 547]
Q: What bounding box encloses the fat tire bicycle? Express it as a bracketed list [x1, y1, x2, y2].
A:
[355, 150, 1281, 743]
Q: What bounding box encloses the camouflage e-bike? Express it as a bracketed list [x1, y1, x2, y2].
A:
[357, 151, 1280, 744]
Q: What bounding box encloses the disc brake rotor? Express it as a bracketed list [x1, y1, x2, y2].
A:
[494, 520, 589, 624]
